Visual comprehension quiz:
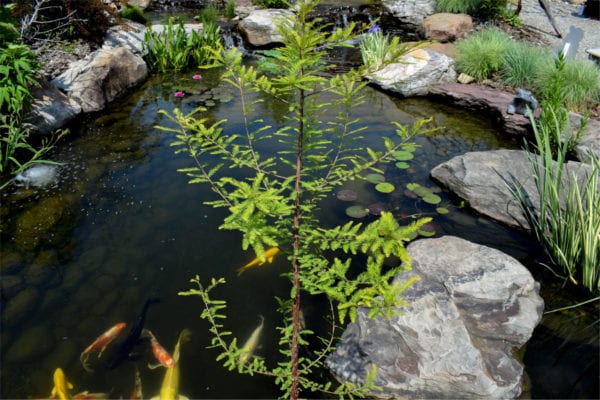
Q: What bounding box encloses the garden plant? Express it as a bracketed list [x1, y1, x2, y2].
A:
[157, 0, 435, 398]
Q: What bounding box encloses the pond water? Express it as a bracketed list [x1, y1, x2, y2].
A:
[1, 65, 598, 399]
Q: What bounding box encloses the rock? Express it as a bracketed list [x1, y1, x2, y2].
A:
[13, 165, 59, 189]
[381, 0, 436, 28]
[430, 149, 599, 230]
[103, 20, 148, 56]
[457, 72, 475, 84]
[365, 49, 456, 97]
[13, 196, 69, 251]
[507, 88, 539, 115]
[570, 113, 600, 163]
[128, 0, 152, 9]
[25, 78, 82, 135]
[428, 83, 534, 137]
[326, 236, 544, 400]
[0, 274, 24, 300]
[25, 251, 56, 286]
[420, 13, 473, 42]
[5, 324, 55, 362]
[238, 9, 294, 47]
[52, 46, 147, 113]
[1, 287, 40, 327]
[149, 22, 203, 37]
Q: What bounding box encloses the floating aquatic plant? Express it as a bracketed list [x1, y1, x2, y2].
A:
[375, 182, 395, 193]
[418, 222, 436, 237]
[406, 183, 441, 204]
[395, 161, 410, 169]
[392, 150, 414, 161]
[337, 189, 358, 201]
[365, 173, 385, 184]
[436, 207, 449, 214]
[174, 91, 185, 98]
[345, 205, 368, 218]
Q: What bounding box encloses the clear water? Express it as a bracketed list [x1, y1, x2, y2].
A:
[1, 68, 597, 399]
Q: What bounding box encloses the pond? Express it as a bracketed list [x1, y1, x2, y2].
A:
[1, 65, 598, 399]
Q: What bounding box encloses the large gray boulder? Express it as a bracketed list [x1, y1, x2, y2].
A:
[103, 20, 147, 56]
[52, 46, 147, 113]
[365, 49, 456, 97]
[326, 235, 544, 399]
[238, 9, 294, 47]
[430, 149, 599, 230]
[571, 113, 600, 163]
[26, 78, 81, 135]
[381, 0, 436, 28]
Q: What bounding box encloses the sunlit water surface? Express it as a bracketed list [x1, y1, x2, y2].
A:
[1, 68, 598, 399]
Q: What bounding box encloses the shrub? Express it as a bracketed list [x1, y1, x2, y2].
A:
[499, 41, 551, 89]
[454, 26, 513, 81]
[435, 0, 480, 14]
[536, 57, 600, 111]
[199, 4, 219, 25]
[226, 0, 236, 20]
[252, 0, 289, 8]
[119, 5, 148, 25]
[142, 18, 222, 72]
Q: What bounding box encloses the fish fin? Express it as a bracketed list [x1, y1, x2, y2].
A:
[147, 362, 162, 370]
[68, 382, 74, 389]
[267, 256, 274, 263]
[236, 264, 251, 276]
[51, 388, 57, 397]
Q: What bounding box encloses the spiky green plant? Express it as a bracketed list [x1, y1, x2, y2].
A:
[509, 105, 600, 293]
[454, 26, 513, 81]
[359, 25, 420, 72]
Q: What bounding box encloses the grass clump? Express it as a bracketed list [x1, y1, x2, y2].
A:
[454, 27, 513, 81]
[119, 5, 148, 25]
[500, 41, 551, 89]
[359, 24, 420, 72]
[436, 0, 480, 14]
[535, 57, 600, 112]
[199, 5, 219, 25]
[226, 0, 236, 19]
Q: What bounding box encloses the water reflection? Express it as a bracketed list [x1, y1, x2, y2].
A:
[0, 69, 597, 399]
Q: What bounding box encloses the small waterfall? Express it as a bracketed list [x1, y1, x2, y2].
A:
[218, 22, 248, 55]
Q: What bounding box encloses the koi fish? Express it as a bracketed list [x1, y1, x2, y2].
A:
[50, 368, 73, 400]
[237, 247, 280, 275]
[80, 322, 127, 372]
[239, 316, 264, 367]
[151, 329, 192, 400]
[72, 392, 109, 400]
[142, 329, 175, 369]
[104, 298, 159, 370]
[130, 366, 143, 400]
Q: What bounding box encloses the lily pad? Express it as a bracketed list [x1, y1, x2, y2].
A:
[422, 194, 442, 205]
[436, 207, 449, 214]
[375, 182, 395, 193]
[392, 151, 414, 161]
[395, 161, 410, 169]
[337, 189, 358, 202]
[345, 205, 368, 219]
[365, 173, 385, 184]
[418, 222, 436, 237]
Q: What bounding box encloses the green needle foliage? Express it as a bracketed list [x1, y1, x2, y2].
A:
[161, 0, 435, 398]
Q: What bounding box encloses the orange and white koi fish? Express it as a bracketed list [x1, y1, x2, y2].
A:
[80, 322, 127, 372]
[130, 366, 143, 400]
[143, 329, 175, 369]
[237, 247, 280, 275]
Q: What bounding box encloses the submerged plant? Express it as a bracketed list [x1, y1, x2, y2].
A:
[161, 0, 435, 398]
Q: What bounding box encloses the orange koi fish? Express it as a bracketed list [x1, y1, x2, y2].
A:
[143, 329, 175, 369]
[80, 322, 127, 372]
[237, 247, 280, 275]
